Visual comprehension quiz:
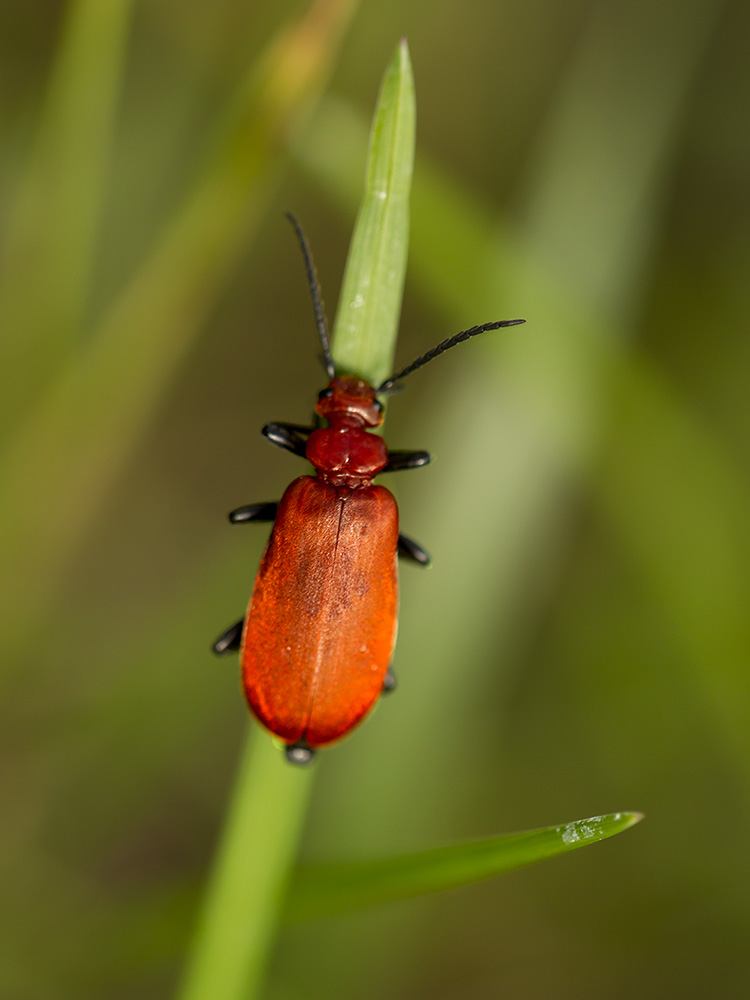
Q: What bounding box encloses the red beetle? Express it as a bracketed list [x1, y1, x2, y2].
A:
[214, 215, 524, 764]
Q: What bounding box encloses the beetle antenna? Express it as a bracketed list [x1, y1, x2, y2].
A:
[377, 319, 525, 393]
[285, 212, 335, 380]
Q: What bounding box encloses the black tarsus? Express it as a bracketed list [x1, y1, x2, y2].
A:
[383, 450, 431, 473]
[213, 618, 244, 655]
[285, 741, 316, 766]
[383, 667, 397, 693]
[378, 319, 525, 393]
[262, 422, 311, 458]
[267, 421, 316, 434]
[229, 502, 278, 524]
[398, 533, 431, 566]
[285, 212, 335, 380]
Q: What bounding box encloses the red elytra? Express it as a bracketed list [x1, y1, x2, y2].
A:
[213, 215, 524, 765]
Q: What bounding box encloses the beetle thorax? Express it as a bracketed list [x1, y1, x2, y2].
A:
[306, 424, 388, 487]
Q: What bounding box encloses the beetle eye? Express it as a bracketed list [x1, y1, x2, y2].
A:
[318, 387, 334, 401]
[373, 399, 384, 414]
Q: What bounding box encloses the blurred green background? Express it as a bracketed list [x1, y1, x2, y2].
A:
[1, 0, 748, 997]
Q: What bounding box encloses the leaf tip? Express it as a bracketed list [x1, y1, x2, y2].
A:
[393, 37, 412, 76]
[558, 811, 643, 847]
[623, 810, 645, 827]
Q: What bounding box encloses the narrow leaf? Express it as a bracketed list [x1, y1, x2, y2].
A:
[286, 812, 643, 920]
[330, 39, 415, 385]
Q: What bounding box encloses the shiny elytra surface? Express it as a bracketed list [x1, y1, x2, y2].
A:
[240, 475, 399, 747]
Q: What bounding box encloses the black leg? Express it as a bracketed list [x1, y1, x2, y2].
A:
[212, 618, 244, 655]
[262, 422, 312, 458]
[285, 740, 316, 766]
[382, 666, 397, 693]
[398, 533, 431, 567]
[228, 502, 278, 524]
[383, 450, 431, 473]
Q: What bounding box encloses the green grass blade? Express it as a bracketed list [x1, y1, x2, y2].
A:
[329, 39, 415, 385]
[286, 813, 642, 920]
[176, 736, 315, 1000]
[177, 44, 415, 1000]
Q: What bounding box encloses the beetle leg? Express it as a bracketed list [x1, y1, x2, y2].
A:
[382, 666, 397, 693]
[228, 502, 278, 524]
[272, 421, 316, 433]
[285, 740, 316, 766]
[262, 422, 312, 458]
[212, 618, 244, 655]
[398, 533, 431, 567]
[383, 450, 431, 473]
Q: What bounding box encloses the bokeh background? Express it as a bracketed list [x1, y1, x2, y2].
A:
[2, 0, 749, 997]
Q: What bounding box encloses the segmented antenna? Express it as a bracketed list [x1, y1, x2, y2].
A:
[377, 319, 525, 392]
[285, 212, 335, 380]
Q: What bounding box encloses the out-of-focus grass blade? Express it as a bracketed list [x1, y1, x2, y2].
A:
[0, 0, 356, 670]
[293, 0, 741, 814]
[177, 42, 415, 1000]
[598, 356, 750, 769]
[0, 0, 134, 431]
[330, 38, 415, 386]
[519, 0, 721, 316]
[286, 813, 642, 920]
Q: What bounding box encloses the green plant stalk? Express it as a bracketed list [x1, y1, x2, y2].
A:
[175, 40, 415, 1000]
[176, 736, 314, 1000]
